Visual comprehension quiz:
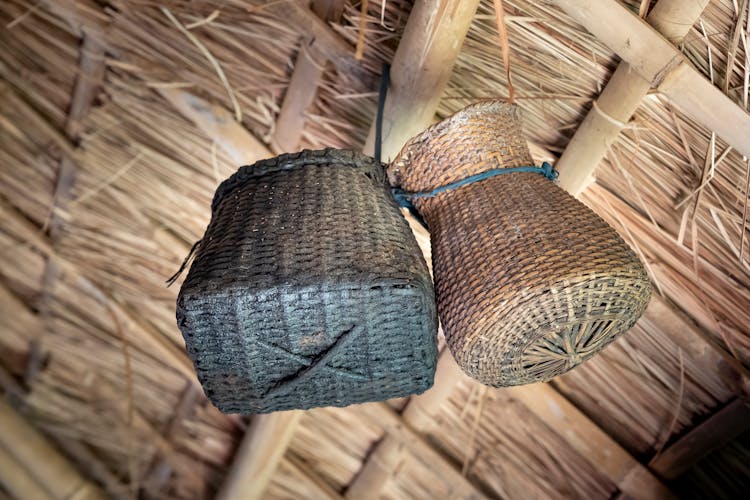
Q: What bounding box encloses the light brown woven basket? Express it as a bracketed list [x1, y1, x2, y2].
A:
[390, 101, 652, 387]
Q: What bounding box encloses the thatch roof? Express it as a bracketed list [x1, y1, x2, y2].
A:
[1, 0, 749, 498]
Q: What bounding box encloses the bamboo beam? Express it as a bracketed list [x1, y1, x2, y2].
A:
[348, 5, 483, 494]
[553, 0, 750, 176]
[556, 0, 709, 195]
[362, 0, 481, 160]
[352, 401, 489, 499]
[272, 1, 345, 153]
[158, 88, 271, 165]
[36, 33, 107, 384]
[269, 1, 355, 75]
[640, 296, 750, 401]
[272, 48, 326, 153]
[0, 398, 105, 500]
[505, 382, 674, 499]
[345, 351, 477, 499]
[216, 411, 303, 500]
[649, 398, 750, 480]
[0, 443, 54, 500]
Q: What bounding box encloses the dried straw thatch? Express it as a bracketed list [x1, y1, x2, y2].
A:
[1, 0, 749, 498]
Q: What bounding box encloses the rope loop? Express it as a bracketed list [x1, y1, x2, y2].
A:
[391, 162, 558, 229]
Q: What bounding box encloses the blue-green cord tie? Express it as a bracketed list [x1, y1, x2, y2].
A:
[390, 162, 558, 229]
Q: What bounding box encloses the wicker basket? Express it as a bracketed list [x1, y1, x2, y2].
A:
[390, 101, 652, 387]
[177, 149, 438, 414]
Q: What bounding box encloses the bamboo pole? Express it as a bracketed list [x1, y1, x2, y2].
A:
[504, 382, 675, 499]
[362, 0, 481, 160]
[555, 0, 710, 195]
[158, 88, 271, 165]
[0, 398, 105, 500]
[347, 5, 482, 493]
[268, 1, 355, 75]
[649, 398, 750, 480]
[0, 443, 55, 500]
[272, 1, 345, 153]
[641, 296, 750, 401]
[215, 411, 303, 500]
[553, 0, 750, 174]
[352, 402, 488, 499]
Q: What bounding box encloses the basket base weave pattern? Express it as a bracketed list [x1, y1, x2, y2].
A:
[177, 149, 438, 413]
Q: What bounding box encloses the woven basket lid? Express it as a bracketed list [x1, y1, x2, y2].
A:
[390, 101, 652, 387]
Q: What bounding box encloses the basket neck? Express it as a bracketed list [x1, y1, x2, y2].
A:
[388, 101, 534, 192]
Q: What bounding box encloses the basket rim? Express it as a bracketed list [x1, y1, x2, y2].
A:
[212, 148, 385, 212]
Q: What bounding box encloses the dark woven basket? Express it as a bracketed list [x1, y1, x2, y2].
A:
[177, 149, 438, 414]
[390, 101, 652, 387]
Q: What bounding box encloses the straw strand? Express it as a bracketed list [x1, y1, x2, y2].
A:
[492, 0, 515, 104]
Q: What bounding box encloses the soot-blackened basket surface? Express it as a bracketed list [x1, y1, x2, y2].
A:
[177, 149, 438, 414]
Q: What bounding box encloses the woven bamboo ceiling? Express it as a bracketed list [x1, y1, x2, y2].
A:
[1, 0, 749, 498]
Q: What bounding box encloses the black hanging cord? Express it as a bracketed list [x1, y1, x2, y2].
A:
[374, 62, 390, 165]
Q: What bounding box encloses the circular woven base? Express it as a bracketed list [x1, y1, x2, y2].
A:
[392, 101, 652, 386]
[459, 273, 651, 387]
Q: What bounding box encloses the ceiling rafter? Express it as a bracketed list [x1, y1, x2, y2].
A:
[271, 0, 346, 154]
[555, 0, 710, 195]
[554, 0, 750, 186]
[649, 397, 750, 480]
[0, 398, 105, 500]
